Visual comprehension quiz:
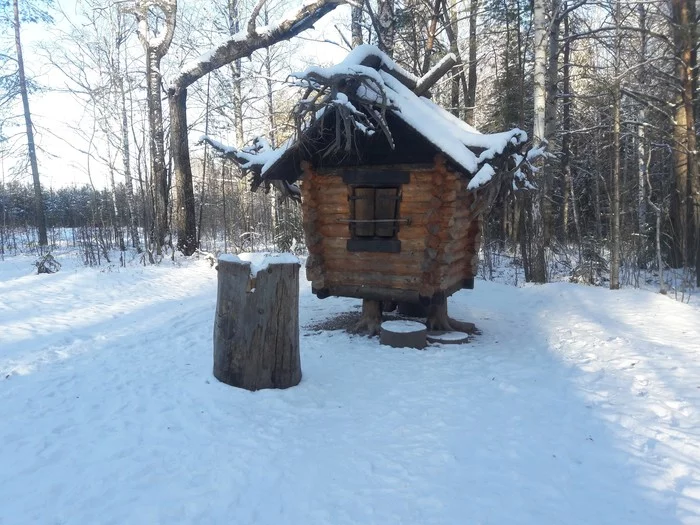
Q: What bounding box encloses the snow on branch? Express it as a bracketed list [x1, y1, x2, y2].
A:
[198, 136, 300, 199]
[467, 145, 540, 192]
[176, 0, 346, 90]
[289, 64, 396, 154]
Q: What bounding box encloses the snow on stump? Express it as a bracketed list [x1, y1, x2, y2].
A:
[426, 331, 470, 345]
[213, 253, 302, 391]
[380, 320, 427, 350]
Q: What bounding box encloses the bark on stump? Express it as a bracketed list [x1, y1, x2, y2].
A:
[380, 320, 427, 349]
[213, 255, 301, 391]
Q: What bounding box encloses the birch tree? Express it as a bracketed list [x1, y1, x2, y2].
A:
[131, 0, 177, 256]
[8, 0, 51, 247]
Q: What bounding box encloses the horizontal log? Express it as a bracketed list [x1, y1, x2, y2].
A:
[325, 285, 422, 304]
[322, 236, 427, 253]
[323, 252, 423, 272]
[397, 226, 428, 240]
[325, 271, 422, 288]
[325, 263, 422, 279]
[399, 201, 443, 215]
[317, 201, 353, 215]
[323, 247, 424, 265]
[318, 223, 352, 238]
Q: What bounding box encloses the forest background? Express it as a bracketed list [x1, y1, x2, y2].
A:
[1, 0, 698, 296]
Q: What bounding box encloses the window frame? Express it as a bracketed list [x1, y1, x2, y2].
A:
[341, 170, 409, 254]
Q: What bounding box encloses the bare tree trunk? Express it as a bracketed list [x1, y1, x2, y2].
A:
[421, 0, 442, 74]
[377, 0, 395, 57]
[148, 49, 167, 253]
[133, 0, 177, 256]
[670, 0, 698, 274]
[543, 0, 560, 246]
[530, 0, 547, 282]
[465, 0, 478, 126]
[448, 0, 460, 117]
[351, 0, 364, 47]
[561, 7, 574, 242]
[610, 61, 621, 287]
[118, 40, 141, 253]
[197, 74, 211, 245]
[636, 4, 647, 235]
[670, 0, 700, 284]
[609, 0, 622, 290]
[171, 87, 198, 255]
[263, 6, 280, 247]
[13, 0, 47, 247]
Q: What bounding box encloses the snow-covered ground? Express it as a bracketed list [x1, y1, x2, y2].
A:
[1, 252, 699, 524]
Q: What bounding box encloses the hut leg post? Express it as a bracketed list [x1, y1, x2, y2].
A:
[353, 298, 383, 336]
[426, 299, 478, 334]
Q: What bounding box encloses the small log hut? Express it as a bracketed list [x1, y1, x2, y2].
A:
[205, 45, 531, 333]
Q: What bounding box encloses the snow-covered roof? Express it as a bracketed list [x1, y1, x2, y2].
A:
[204, 45, 530, 191]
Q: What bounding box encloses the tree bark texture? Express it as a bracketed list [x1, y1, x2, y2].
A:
[465, 0, 478, 126]
[351, 0, 364, 47]
[376, 0, 395, 57]
[543, 0, 560, 246]
[213, 258, 302, 391]
[353, 299, 383, 336]
[171, 88, 198, 255]
[670, 0, 698, 275]
[529, 0, 547, 283]
[13, 0, 47, 247]
[118, 43, 141, 252]
[133, 0, 177, 255]
[426, 299, 476, 334]
[610, 0, 622, 290]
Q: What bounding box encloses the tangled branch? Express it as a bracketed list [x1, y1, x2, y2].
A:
[290, 69, 396, 156]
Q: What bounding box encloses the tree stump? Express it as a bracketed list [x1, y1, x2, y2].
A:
[213, 254, 301, 391]
[380, 320, 427, 349]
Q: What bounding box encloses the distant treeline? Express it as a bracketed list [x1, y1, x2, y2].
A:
[0, 173, 304, 259]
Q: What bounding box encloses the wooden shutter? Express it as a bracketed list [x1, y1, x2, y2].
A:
[374, 188, 400, 237]
[352, 187, 375, 237]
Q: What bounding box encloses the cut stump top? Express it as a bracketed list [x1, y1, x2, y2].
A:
[380, 320, 427, 349]
[426, 331, 470, 344]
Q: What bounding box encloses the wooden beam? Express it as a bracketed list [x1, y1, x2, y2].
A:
[414, 53, 457, 97]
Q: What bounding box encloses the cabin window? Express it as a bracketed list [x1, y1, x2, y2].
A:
[347, 185, 402, 253]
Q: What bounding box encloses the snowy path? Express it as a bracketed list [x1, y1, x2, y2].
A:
[1, 254, 699, 524]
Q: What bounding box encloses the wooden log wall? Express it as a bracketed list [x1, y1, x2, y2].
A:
[300, 155, 484, 302]
[301, 162, 432, 298]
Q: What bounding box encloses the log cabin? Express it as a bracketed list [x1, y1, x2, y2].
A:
[205, 45, 530, 324]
